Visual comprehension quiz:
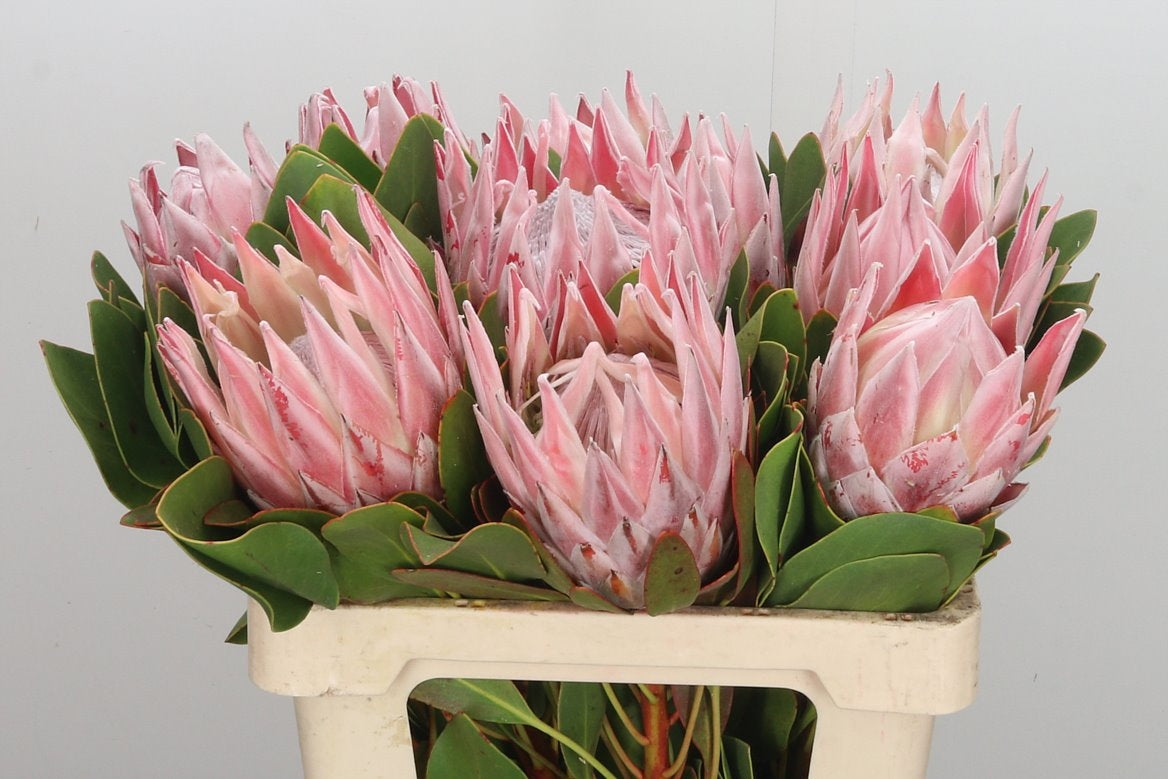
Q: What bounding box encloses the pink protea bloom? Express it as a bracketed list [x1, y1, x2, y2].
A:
[125, 75, 458, 300]
[300, 76, 470, 166]
[157, 191, 463, 514]
[437, 72, 783, 315]
[805, 266, 1085, 520]
[462, 269, 749, 608]
[795, 164, 1061, 351]
[818, 75, 1029, 240]
[124, 130, 273, 295]
[796, 77, 1057, 351]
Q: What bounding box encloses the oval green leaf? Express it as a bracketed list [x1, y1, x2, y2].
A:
[770, 512, 983, 607]
[411, 678, 538, 726]
[643, 532, 701, 615]
[785, 553, 951, 612]
[424, 713, 526, 779]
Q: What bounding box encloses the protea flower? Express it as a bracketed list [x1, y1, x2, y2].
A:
[796, 78, 1056, 351]
[462, 269, 749, 608]
[125, 76, 455, 299]
[299, 76, 469, 166]
[818, 76, 1029, 240]
[157, 191, 463, 514]
[124, 130, 273, 295]
[806, 266, 1085, 520]
[437, 72, 782, 315]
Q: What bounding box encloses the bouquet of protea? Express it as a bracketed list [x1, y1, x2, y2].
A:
[43, 73, 1103, 778]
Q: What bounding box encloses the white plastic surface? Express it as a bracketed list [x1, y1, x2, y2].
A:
[249, 586, 980, 778]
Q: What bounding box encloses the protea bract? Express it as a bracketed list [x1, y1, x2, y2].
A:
[157, 191, 463, 514]
[462, 270, 749, 608]
[796, 79, 1058, 351]
[806, 266, 1085, 520]
[437, 72, 783, 315]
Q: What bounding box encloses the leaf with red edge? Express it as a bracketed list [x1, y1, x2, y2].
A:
[402, 522, 546, 582]
[567, 585, 626, 613]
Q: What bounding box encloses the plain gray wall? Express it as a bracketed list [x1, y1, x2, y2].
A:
[3, 1, 1163, 776]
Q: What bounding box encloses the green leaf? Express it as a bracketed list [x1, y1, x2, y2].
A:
[767, 132, 787, 182]
[1060, 329, 1105, 390]
[780, 134, 826, 244]
[799, 447, 845, 544]
[403, 523, 546, 581]
[996, 223, 1016, 266]
[605, 268, 640, 313]
[89, 300, 184, 488]
[754, 340, 790, 404]
[754, 428, 803, 580]
[294, 172, 439, 290]
[722, 736, 754, 779]
[439, 390, 493, 529]
[643, 532, 701, 615]
[393, 491, 461, 530]
[156, 286, 200, 339]
[558, 683, 606, 779]
[775, 434, 809, 567]
[1048, 274, 1099, 306]
[175, 540, 314, 632]
[424, 713, 527, 779]
[321, 502, 430, 603]
[299, 173, 371, 243]
[157, 458, 339, 609]
[723, 250, 750, 327]
[759, 288, 806, 369]
[391, 569, 567, 601]
[730, 452, 757, 600]
[244, 221, 297, 263]
[121, 500, 163, 530]
[141, 338, 181, 458]
[803, 311, 836, 375]
[257, 507, 334, 532]
[263, 147, 355, 233]
[725, 688, 799, 767]
[785, 553, 951, 612]
[500, 510, 576, 594]
[568, 586, 626, 613]
[476, 292, 508, 356]
[177, 408, 213, 464]
[318, 124, 383, 191]
[770, 512, 984, 607]
[375, 114, 446, 245]
[1047, 209, 1097, 268]
[41, 341, 156, 508]
[91, 251, 139, 307]
[224, 612, 248, 645]
[754, 375, 791, 455]
[1030, 300, 1093, 351]
[202, 499, 256, 528]
[983, 527, 1012, 557]
[734, 300, 766, 375]
[411, 678, 539, 726]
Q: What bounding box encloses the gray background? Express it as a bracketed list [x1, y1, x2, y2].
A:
[3, 1, 1164, 776]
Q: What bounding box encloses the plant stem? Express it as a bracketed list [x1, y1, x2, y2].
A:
[603, 683, 650, 746]
[478, 724, 567, 779]
[639, 684, 670, 779]
[528, 717, 621, 779]
[662, 685, 705, 778]
[602, 717, 644, 779]
[704, 687, 722, 779]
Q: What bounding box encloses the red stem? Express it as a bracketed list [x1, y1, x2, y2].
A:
[639, 684, 670, 779]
